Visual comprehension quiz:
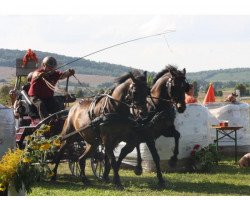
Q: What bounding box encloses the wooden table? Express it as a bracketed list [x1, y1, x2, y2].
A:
[212, 126, 243, 163]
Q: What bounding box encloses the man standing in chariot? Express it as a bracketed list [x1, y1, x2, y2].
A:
[28, 56, 75, 119]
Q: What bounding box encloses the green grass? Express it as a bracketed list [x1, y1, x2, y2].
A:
[28, 157, 250, 196]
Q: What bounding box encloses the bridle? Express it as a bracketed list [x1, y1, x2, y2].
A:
[147, 72, 189, 110]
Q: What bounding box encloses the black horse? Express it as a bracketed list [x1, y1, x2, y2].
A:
[115, 65, 190, 182]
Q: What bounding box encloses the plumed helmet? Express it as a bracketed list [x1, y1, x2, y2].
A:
[42, 56, 57, 68]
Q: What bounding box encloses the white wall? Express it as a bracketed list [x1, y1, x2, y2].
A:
[115, 102, 250, 168]
[207, 102, 250, 146]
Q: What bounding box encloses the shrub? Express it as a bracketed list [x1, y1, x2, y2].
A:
[189, 143, 221, 172]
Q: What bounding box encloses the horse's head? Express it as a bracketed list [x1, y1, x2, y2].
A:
[166, 68, 190, 113]
[127, 71, 150, 116]
[113, 70, 150, 117]
[152, 66, 190, 113]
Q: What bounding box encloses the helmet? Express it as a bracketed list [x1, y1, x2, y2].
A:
[42, 56, 57, 68]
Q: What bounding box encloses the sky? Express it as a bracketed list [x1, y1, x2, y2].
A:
[0, 1, 250, 73]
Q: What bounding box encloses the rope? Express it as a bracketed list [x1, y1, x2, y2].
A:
[72, 75, 95, 95]
[42, 77, 68, 95]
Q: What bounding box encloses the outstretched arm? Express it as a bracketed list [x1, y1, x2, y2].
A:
[59, 69, 75, 80]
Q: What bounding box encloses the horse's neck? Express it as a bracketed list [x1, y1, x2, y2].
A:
[111, 80, 130, 102]
[107, 80, 131, 115]
[150, 75, 172, 111]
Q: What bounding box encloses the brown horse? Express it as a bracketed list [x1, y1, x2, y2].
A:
[115, 65, 190, 182]
[51, 70, 149, 188]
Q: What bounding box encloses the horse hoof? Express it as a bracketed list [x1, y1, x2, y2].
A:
[82, 177, 91, 186]
[102, 176, 110, 183]
[158, 181, 166, 189]
[115, 184, 124, 190]
[134, 166, 143, 176]
[168, 158, 177, 168]
[50, 176, 57, 182]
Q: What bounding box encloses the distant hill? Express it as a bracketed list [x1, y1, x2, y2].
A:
[1, 48, 250, 83]
[187, 68, 250, 83]
[0, 66, 115, 87]
[0, 48, 135, 77]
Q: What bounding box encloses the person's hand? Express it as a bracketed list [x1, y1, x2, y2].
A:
[68, 69, 75, 76]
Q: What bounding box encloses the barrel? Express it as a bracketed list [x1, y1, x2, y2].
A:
[0, 104, 16, 159]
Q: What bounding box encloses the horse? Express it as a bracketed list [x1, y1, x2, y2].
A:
[115, 65, 190, 184]
[50, 70, 150, 188]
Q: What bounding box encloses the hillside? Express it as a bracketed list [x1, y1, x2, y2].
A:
[0, 48, 134, 77]
[1, 48, 250, 83]
[0, 66, 115, 87]
[186, 68, 250, 83]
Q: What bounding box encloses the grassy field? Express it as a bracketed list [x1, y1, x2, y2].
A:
[28, 157, 250, 196]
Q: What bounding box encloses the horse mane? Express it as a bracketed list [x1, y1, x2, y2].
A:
[114, 70, 144, 84]
[153, 65, 183, 84]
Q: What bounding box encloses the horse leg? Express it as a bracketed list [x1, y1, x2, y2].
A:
[116, 141, 142, 175]
[145, 139, 165, 188]
[134, 143, 143, 175]
[168, 126, 180, 168]
[78, 143, 96, 185]
[105, 144, 123, 189]
[102, 150, 111, 182]
[51, 141, 68, 181]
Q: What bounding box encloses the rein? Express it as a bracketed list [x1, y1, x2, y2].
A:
[103, 93, 135, 109]
[42, 77, 69, 95]
[149, 95, 172, 103]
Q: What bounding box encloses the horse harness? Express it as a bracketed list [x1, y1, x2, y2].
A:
[61, 92, 139, 142]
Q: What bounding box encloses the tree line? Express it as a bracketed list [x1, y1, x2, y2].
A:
[0, 48, 135, 77]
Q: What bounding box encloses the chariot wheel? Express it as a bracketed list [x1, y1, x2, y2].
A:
[68, 160, 81, 177]
[68, 141, 86, 177]
[90, 144, 105, 180]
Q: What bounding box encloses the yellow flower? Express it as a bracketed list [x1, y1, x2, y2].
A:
[40, 143, 51, 151]
[35, 130, 44, 135]
[31, 144, 40, 150]
[22, 157, 31, 163]
[53, 139, 61, 147]
[43, 125, 51, 132]
[0, 149, 24, 186]
[26, 136, 32, 141]
[0, 183, 6, 191]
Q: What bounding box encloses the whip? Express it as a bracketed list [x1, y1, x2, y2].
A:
[54, 30, 176, 71]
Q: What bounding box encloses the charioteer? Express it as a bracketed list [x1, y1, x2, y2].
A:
[28, 56, 75, 119]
